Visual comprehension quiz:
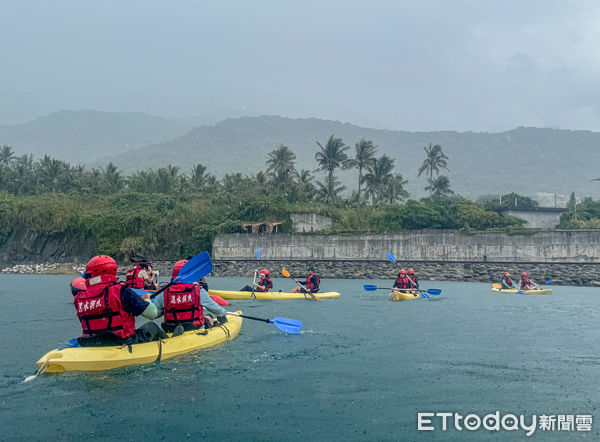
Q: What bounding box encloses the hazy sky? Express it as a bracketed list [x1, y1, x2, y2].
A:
[2, 0, 600, 131]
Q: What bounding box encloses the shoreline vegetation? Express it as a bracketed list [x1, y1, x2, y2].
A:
[0, 140, 599, 268]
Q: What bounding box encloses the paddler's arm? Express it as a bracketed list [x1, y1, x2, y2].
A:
[121, 286, 158, 320]
[198, 288, 227, 318]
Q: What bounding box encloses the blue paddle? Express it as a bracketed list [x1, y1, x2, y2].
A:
[363, 284, 441, 296]
[149, 251, 213, 299]
[226, 311, 302, 334]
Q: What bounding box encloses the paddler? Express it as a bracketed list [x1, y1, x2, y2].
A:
[125, 257, 159, 290]
[500, 272, 517, 289]
[153, 259, 228, 334]
[290, 267, 320, 293]
[392, 269, 413, 293]
[519, 272, 539, 290]
[407, 268, 419, 289]
[240, 268, 273, 292]
[75, 255, 164, 346]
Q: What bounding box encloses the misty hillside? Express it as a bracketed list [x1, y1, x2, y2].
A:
[96, 116, 600, 200]
[0, 110, 193, 163]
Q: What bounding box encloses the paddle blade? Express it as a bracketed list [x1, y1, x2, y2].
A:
[545, 279, 553, 284]
[420, 292, 430, 299]
[425, 289, 442, 295]
[363, 284, 379, 291]
[492, 283, 501, 289]
[269, 317, 303, 334]
[132, 288, 152, 297]
[256, 248, 261, 260]
[282, 268, 291, 278]
[515, 291, 524, 294]
[175, 251, 213, 283]
[386, 252, 397, 264]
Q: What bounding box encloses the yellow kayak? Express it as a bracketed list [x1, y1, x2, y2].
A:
[36, 311, 242, 373]
[492, 287, 552, 295]
[389, 290, 420, 301]
[208, 289, 340, 300]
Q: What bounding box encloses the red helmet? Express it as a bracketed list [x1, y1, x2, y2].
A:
[407, 269, 415, 274]
[504, 272, 510, 276]
[70, 276, 87, 296]
[86, 255, 117, 277]
[260, 269, 269, 276]
[172, 260, 188, 279]
[521, 272, 527, 277]
[398, 269, 407, 275]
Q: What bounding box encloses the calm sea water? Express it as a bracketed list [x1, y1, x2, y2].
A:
[1, 274, 599, 441]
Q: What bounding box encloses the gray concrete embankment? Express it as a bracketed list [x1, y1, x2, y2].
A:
[212, 231, 600, 286]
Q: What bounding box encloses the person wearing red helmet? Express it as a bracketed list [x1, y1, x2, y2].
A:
[392, 269, 412, 291]
[519, 272, 539, 290]
[407, 268, 419, 289]
[153, 259, 228, 333]
[240, 268, 273, 292]
[255, 269, 273, 292]
[500, 272, 517, 289]
[74, 255, 162, 346]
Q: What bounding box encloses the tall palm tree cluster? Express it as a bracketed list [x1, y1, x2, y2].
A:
[0, 139, 448, 204]
[266, 136, 409, 205]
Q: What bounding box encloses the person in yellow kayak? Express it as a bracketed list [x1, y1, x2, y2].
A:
[290, 267, 320, 293]
[240, 268, 273, 292]
[125, 257, 159, 290]
[519, 272, 539, 290]
[500, 272, 517, 289]
[74, 255, 164, 346]
[392, 269, 414, 293]
[153, 259, 228, 334]
[407, 268, 419, 289]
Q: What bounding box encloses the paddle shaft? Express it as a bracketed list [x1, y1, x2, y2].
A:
[227, 311, 270, 323]
[150, 281, 173, 300]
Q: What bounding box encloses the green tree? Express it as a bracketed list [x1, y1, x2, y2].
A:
[425, 175, 454, 197]
[266, 144, 297, 192]
[0, 145, 15, 167]
[345, 139, 376, 203]
[362, 155, 395, 205]
[102, 162, 125, 194]
[315, 135, 349, 203]
[385, 173, 409, 204]
[418, 143, 449, 196]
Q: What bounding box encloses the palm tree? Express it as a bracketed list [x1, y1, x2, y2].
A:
[102, 162, 125, 194]
[345, 139, 376, 203]
[418, 143, 449, 196]
[295, 169, 316, 201]
[426, 175, 454, 197]
[0, 145, 15, 167]
[315, 135, 349, 203]
[190, 164, 208, 190]
[266, 145, 297, 192]
[385, 173, 409, 204]
[362, 155, 395, 205]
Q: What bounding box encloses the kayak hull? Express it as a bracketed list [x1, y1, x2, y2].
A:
[36, 312, 242, 373]
[492, 287, 552, 295]
[208, 290, 340, 300]
[389, 290, 420, 301]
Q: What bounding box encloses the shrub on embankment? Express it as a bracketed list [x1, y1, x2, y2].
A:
[0, 189, 533, 262]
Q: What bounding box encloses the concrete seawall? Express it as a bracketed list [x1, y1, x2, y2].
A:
[211, 231, 600, 286]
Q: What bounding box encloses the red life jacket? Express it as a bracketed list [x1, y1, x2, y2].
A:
[125, 265, 145, 289]
[256, 276, 273, 292]
[305, 273, 320, 292]
[394, 276, 411, 289]
[163, 283, 205, 328]
[520, 278, 531, 289]
[502, 277, 513, 288]
[75, 275, 136, 339]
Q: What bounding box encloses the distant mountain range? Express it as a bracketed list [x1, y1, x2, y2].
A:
[98, 115, 600, 199]
[2, 110, 599, 199]
[0, 110, 193, 163]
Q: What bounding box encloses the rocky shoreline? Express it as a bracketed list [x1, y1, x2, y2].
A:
[3, 260, 600, 287]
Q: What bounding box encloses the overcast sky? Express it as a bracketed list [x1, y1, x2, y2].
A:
[2, 0, 600, 131]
